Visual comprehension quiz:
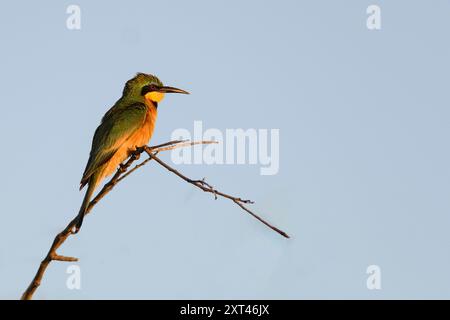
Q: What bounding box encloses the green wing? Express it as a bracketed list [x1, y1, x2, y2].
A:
[80, 103, 147, 189]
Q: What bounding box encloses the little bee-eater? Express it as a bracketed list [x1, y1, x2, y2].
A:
[75, 73, 189, 232]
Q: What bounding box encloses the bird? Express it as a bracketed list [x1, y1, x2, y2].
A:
[74, 73, 189, 233]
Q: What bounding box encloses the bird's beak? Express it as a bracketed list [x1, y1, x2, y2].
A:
[158, 86, 190, 94]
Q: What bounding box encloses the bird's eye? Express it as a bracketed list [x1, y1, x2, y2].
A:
[141, 84, 157, 96]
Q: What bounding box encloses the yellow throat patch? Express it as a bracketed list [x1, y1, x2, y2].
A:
[145, 91, 165, 104]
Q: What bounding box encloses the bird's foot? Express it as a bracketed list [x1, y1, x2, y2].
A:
[119, 163, 127, 173]
[71, 224, 81, 234]
[71, 215, 84, 234]
[131, 152, 140, 161]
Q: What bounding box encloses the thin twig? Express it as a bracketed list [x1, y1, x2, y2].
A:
[21, 139, 289, 300]
[142, 146, 290, 239]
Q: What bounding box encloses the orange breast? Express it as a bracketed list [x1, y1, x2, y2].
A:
[98, 104, 158, 183]
[127, 104, 157, 151]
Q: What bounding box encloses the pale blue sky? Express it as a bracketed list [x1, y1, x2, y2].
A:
[1, 1, 450, 299]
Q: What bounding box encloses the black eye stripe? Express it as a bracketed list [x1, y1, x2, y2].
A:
[141, 84, 157, 95]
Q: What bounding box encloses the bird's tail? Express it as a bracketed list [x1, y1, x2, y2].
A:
[74, 178, 97, 233]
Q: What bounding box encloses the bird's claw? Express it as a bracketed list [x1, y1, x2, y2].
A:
[132, 152, 141, 161]
[71, 222, 81, 234]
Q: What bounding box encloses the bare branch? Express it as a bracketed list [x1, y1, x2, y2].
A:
[21, 139, 289, 300]
[142, 146, 290, 239]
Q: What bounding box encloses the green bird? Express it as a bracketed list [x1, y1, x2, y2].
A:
[75, 73, 189, 232]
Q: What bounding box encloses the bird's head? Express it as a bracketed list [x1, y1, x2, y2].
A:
[122, 72, 189, 107]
